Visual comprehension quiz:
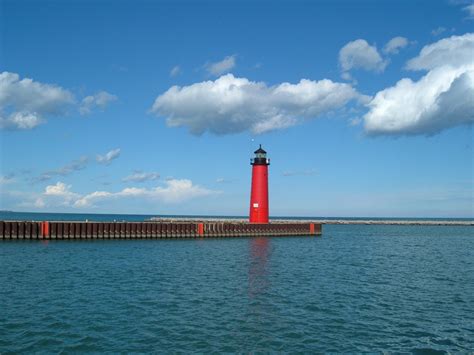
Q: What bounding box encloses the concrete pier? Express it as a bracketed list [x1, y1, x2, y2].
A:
[151, 217, 473, 226]
[310, 219, 473, 226]
[0, 220, 322, 240]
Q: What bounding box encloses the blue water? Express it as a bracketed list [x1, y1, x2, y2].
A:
[0, 219, 473, 352]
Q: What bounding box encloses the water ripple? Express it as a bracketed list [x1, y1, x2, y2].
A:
[0, 225, 473, 352]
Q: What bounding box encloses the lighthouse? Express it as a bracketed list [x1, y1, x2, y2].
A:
[249, 145, 270, 224]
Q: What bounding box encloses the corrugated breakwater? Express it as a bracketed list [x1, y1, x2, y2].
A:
[0, 220, 322, 240]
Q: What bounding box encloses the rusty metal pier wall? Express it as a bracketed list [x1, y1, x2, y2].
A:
[0, 221, 322, 240]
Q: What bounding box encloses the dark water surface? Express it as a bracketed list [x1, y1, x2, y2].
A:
[1, 224, 473, 352]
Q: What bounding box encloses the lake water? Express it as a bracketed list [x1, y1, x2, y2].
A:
[0, 214, 473, 352]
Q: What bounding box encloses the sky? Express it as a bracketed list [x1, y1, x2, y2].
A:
[0, 0, 473, 218]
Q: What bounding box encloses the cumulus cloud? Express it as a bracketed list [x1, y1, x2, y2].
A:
[383, 36, 409, 54]
[150, 74, 363, 135]
[122, 171, 160, 183]
[339, 39, 388, 78]
[406, 33, 474, 70]
[79, 91, 117, 115]
[0, 111, 43, 130]
[36, 156, 89, 181]
[205, 55, 236, 76]
[170, 65, 181, 77]
[96, 148, 121, 165]
[0, 71, 74, 130]
[39, 182, 81, 207]
[0, 72, 116, 129]
[45, 182, 77, 197]
[364, 67, 474, 135]
[363, 33, 474, 136]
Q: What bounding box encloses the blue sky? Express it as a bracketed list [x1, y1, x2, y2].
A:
[0, 0, 473, 218]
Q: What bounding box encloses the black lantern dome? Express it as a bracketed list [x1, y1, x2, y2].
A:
[251, 144, 270, 165]
[254, 144, 266, 155]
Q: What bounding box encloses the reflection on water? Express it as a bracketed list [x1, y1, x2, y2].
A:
[248, 237, 270, 298]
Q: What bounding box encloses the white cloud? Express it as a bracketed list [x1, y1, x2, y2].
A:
[0, 111, 43, 130]
[431, 27, 446, 36]
[383, 36, 409, 54]
[74, 179, 217, 207]
[364, 67, 474, 135]
[150, 74, 363, 135]
[45, 182, 77, 197]
[170, 65, 181, 77]
[43, 182, 81, 206]
[122, 171, 160, 183]
[406, 33, 474, 70]
[463, 4, 474, 19]
[363, 33, 474, 136]
[20, 179, 216, 209]
[205, 55, 236, 76]
[79, 91, 117, 115]
[339, 39, 388, 77]
[0, 71, 74, 130]
[73, 191, 112, 208]
[96, 148, 121, 165]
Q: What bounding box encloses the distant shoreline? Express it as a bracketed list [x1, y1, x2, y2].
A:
[150, 217, 474, 226]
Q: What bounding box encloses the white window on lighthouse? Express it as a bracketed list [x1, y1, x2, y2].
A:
[253, 203, 259, 208]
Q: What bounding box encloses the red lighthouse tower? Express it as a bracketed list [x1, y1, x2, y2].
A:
[249, 145, 270, 224]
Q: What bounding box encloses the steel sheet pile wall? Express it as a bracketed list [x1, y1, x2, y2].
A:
[0, 221, 322, 240]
